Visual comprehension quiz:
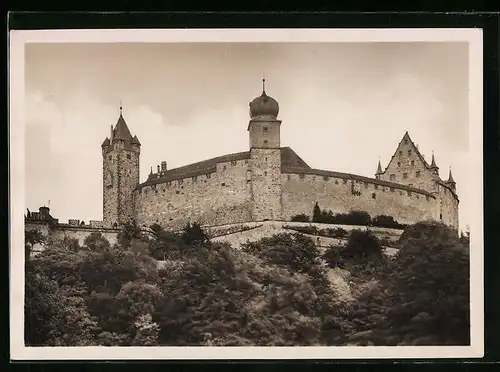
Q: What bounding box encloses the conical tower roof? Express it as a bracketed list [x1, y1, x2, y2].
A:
[447, 168, 455, 184]
[376, 159, 383, 175]
[430, 152, 439, 169]
[112, 114, 133, 142]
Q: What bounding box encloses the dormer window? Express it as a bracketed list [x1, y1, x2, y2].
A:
[404, 139, 408, 144]
[408, 150, 412, 156]
[411, 160, 415, 166]
[263, 127, 268, 132]
[416, 171, 421, 177]
[397, 162, 401, 167]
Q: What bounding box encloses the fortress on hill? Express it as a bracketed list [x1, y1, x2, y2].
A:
[26, 80, 459, 247]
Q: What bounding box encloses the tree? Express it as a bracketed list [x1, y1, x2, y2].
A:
[312, 202, 321, 222]
[291, 213, 310, 222]
[181, 222, 209, 245]
[25, 229, 46, 259]
[83, 232, 111, 251]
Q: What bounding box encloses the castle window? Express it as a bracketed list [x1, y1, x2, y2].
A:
[265, 157, 267, 162]
[416, 171, 421, 177]
[403, 173, 408, 180]
[192, 176, 197, 182]
[299, 174, 305, 180]
[411, 160, 415, 166]
[399, 151, 403, 156]
[409, 184, 413, 187]
[263, 140, 269, 145]
[426, 195, 430, 201]
[264, 171, 267, 176]
[231, 161, 237, 166]
[390, 174, 396, 181]
[440, 213, 443, 220]
[166, 181, 171, 187]
[221, 182, 226, 186]
[288, 175, 291, 180]
[176, 191, 180, 195]
[127, 154, 131, 160]
[245, 159, 249, 164]
[372, 193, 376, 199]
[404, 139, 408, 144]
[408, 191, 412, 196]
[152, 184, 156, 190]
[374, 184, 378, 190]
[364, 182, 368, 188]
[390, 187, 395, 192]
[206, 173, 211, 179]
[263, 127, 268, 132]
[323, 176, 328, 181]
[223, 165, 227, 171]
[408, 150, 412, 156]
[397, 162, 401, 167]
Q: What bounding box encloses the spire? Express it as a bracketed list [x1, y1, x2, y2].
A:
[262, 77, 266, 93]
[119, 100, 123, 116]
[376, 158, 383, 175]
[447, 167, 455, 183]
[430, 151, 439, 169]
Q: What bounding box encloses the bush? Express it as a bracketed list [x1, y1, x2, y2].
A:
[372, 215, 405, 229]
[354, 221, 470, 346]
[291, 214, 310, 222]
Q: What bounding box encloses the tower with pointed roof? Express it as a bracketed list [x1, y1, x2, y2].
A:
[248, 79, 283, 220]
[101, 106, 141, 227]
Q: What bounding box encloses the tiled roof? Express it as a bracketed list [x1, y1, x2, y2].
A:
[283, 167, 436, 198]
[113, 114, 133, 142]
[280, 147, 311, 170]
[138, 147, 311, 189]
[138, 151, 251, 188]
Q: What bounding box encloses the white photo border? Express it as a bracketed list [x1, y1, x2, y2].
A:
[9, 28, 484, 360]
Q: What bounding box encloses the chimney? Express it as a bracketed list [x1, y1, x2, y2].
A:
[161, 161, 167, 172]
[39, 206, 50, 220]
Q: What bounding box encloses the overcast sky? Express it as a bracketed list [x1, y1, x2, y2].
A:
[25, 42, 470, 231]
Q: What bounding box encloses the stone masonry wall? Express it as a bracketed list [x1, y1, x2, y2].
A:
[25, 221, 120, 253]
[438, 184, 459, 230]
[134, 158, 252, 230]
[117, 145, 140, 225]
[281, 172, 437, 225]
[250, 148, 283, 221]
[103, 142, 140, 227]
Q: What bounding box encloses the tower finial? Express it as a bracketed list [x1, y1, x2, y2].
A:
[262, 77, 266, 92]
[119, 99, 123, 116]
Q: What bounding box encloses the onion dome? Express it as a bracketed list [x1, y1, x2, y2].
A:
[249, 79, 279, 119]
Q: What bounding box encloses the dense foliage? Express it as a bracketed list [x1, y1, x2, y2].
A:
[310, 202, 406, 229]
[25, 220, 470, 346]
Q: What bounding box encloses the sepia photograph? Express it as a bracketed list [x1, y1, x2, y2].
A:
[10, 28, 483, 360]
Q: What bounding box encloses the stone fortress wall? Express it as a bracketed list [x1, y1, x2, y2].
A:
[134, 154, 252, 230]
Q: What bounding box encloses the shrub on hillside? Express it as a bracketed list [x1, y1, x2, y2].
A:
[372, 215, 405, 229]
[351, 221, 470, 346]
[342, 230, 383, 262]
[182, 222, 209, 245]
[291, 214, 310, 222]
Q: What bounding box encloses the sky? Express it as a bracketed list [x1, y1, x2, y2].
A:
[24, 42, 471, 231]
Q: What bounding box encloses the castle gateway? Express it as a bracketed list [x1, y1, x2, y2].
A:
[100, 80, 459, 231]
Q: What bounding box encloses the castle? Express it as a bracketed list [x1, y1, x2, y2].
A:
[26, 80, 459, 248]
